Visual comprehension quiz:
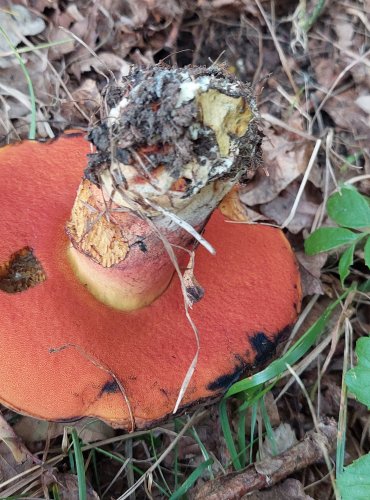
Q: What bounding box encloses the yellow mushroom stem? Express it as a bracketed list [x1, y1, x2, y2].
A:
[66, 66, 262, 311]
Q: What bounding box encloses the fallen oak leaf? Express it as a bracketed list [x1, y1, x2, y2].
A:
[259, 182, 319, 234]
[241, 128, 312, 206]
[295, 251, 327, 297]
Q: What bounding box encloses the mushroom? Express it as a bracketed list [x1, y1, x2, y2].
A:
[0, 66, 301, 430]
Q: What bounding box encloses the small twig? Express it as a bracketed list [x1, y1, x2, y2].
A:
[190, 419, 337, 500]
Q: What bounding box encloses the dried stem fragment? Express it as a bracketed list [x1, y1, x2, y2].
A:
[190, 418, 337, 500]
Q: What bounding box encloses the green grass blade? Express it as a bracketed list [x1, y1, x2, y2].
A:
[190, 426, 214, 479]
[238, 384, 273, 413]
[339, 243, 355, 286]
[249, 402, 258, 464]
[169, 458, 213, 500]
[336, 372, 348, 476]
[225, 288, 352, 398]
[6, 38, 73, 55]
[359, 279, 370, 292]
[52, 483, 61, 500]
[260, 397, 277, 456]
[220, 399, 242, 470]
[71, 429, 87, 500]
[237, 395, 247, 468]
[68, 448, 76, 474]
[90, 449, 101, 498]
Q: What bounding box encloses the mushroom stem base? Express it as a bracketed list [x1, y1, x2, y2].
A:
[67, 245, 176, 311]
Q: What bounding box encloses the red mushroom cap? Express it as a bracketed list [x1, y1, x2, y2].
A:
[0, 133, 301, 429]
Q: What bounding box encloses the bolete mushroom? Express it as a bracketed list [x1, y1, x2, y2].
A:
[0, 66, 301, 430]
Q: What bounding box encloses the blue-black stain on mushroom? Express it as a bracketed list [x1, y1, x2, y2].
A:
[250, 332, 277, 365]
[206, 325, 292, 393]
[207, 364, 247, 392]
[100, 380, 120, 395]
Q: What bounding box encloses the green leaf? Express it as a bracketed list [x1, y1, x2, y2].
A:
[220, 399, 242, 470]
[71, 429, 87, 500]
[365, 236, 370, 271]
[304, 227, 359, 255]
[345, 337, 370, 408]
[327, 186, 370, 228]
[337, 453, 370, 499]
[339, 244, 355, 286]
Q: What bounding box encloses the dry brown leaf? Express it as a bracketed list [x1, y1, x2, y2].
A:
[70, 52, 130, 80]
[356, 95, 370, 114]
[66, 4, 85, 22]
[14, 417, 114, 445]
[0, 412, 31, 464]
[219, 185, 249, 221]
[244, 207, 267, 222]
[241, 129, 311, 206]
[324, 89, 369, 138]
[296, 251, 327, 297]
[30, 0, 59, 13]
[334, 21, 354, 50]
[259, 183, 319, 234]
[0, 4, 46, 68]
[60, 78, 101, 123]
[47, 27, 75, 60]
[71, 5, 99, 49]
[262, 391, 281, 429]
[49, 472, 99, 499]
[0, 51, 52, 113]
[313, 58, 337, 91]
[0, 441, 33, 486]
[197, 0, 259, 16]
[320, 379, 342, 416]
[259, 423, 298, 460]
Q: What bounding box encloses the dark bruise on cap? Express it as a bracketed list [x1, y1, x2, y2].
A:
[0, 247, 46, 293]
